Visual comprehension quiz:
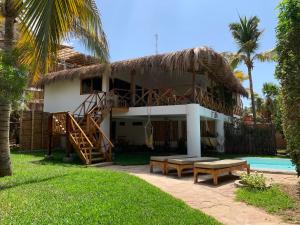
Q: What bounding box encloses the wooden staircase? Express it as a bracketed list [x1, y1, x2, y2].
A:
[50, 92, 115, 165]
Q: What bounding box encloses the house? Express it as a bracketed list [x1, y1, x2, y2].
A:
[37, 47, 247, 164]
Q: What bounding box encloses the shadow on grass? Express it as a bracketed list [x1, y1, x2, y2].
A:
[31, 154, 83, 167]
[0, 173, 72, 191]
[12, 150, 84, 167]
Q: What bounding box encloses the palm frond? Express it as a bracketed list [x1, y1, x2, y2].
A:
[255, 49, 277, 62]
[220, 52, 243, 70]
[18, 0, 108, 80]
[71, 19, 109, 62]
[229, 16, 263, 54]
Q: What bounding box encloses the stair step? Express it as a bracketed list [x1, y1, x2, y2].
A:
[88, 162, 113, 167]
[91, 152, 103, 156]
[91, 157, 105, 162]
[66, 110, 112, 165]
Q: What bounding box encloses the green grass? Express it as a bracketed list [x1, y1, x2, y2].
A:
[114, 151, 153, 165]
[0, 152, 221, 225]
[236, 186, 296, 213]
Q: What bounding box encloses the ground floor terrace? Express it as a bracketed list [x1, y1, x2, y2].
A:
[111, 104, 233, 157]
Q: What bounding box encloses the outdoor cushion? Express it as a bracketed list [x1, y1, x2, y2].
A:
[168, 157, 219, 165]
[194, 159, 247, 169]
[150, 155, 195, 162]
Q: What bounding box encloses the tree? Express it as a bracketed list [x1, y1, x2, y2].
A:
[262, 83, 282, 126]
[275, 0, 300, 175]
[0, 0, 108, 177]
[262, 82, 279, 99]
[226, 16, 275, 125]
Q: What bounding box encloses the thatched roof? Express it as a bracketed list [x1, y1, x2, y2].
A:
[56, 46, 99, 67]
[37, 47, 247, 96]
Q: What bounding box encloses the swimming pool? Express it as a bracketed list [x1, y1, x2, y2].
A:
[241, 157, 296, 173]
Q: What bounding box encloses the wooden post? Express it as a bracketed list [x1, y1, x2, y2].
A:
[130, 72, 136, 106]
[41, 112, 44, 150]
[47, 114, 53, 156]
[109, 110, 113, 143]
[192, 72, 196, 102]
[31, 106, 35, 151]
[65, 113, 72, 157]
[19, 109, 23, 148]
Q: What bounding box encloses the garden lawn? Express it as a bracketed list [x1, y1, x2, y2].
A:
[0, 152, 221, 225]
[236, 186, 296, 213]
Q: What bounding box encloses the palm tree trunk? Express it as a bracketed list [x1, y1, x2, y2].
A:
[0, 103, 12, 177]
[0, 0, 16, 177]
[248, 66, 257, 125]
[4, 16, 15, 49]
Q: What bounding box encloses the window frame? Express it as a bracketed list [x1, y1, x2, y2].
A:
[80, 77, 102, 95]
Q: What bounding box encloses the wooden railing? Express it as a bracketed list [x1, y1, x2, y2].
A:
[87, 114, 114, 161]
[112, 86, 243, 116]
[52, 112, 67, 134]
[50, 112, 94, 164]
[67, 112, 94, 164]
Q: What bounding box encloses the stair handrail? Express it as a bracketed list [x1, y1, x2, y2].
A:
[87, 114, 114, 147]
[73, 92, 105, 118]
[67, 112, 94, 148]
[87, 91, 115, 115]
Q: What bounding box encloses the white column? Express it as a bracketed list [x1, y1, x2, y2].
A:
[101, 72, 110, 139]
[186, 104, 201, 156]
[215, 119, 225, 153]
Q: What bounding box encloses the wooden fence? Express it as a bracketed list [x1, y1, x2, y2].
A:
[224, 123, 276, 155]
[19, 111, 61, 150]
[19, 111, 49, 150]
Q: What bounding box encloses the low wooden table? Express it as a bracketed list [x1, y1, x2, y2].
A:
[194, 160, 250, 185]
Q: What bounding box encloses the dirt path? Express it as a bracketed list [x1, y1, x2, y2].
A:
[107, 165, 298, 225]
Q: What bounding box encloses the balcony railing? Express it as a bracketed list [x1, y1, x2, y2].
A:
[110, 86, 243, 116]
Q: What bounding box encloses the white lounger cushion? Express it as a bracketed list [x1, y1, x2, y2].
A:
[168, 157, 219, 165]
[150, 155, 196, 162]
[194, 159, 247, 169]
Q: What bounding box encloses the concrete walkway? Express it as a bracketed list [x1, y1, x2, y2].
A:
[107, 165, 298, 225]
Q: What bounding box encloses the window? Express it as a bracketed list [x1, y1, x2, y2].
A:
[132, 122, 143, 126]
[81, 77, 102, 94]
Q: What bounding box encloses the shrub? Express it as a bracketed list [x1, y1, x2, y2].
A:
[275, 0, 300, 175]
[240, 172, 267, 189]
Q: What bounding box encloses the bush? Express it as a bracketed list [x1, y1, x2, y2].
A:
[240, 172, 267, 189]
[275, 0, 300, 175]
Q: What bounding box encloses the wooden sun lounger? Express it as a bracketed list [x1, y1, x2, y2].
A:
[166, 157, 219, 177]
[150, 155, 196, 174]
[194, 159, 250, 185]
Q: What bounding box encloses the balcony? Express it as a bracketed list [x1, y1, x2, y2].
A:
[110, 86, 243, 116]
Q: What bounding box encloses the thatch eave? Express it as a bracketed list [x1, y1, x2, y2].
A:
[37, 46, 247, 96]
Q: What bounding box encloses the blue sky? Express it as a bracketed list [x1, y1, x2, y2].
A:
[72, 0, 279, 103]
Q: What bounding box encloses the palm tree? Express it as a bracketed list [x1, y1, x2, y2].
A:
[0, 0, 108, 177]
[225, 16, 275, 125]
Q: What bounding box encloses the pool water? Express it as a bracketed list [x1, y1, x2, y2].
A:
[241, 157, 296, 172]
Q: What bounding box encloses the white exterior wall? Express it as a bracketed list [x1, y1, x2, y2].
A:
[115, 120, 146, 145]
[44, 78, 88, 113]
